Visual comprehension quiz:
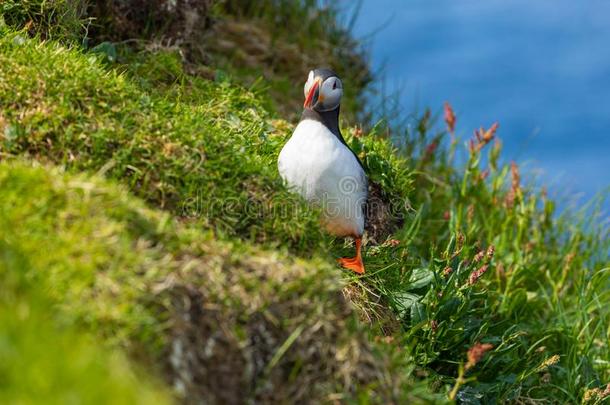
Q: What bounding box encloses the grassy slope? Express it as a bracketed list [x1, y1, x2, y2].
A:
[0, 17, 609, 405]
[1, 30, 323, 251]
[0, 159, 438, 403]
[0, 235, 171, 404]
[0, 32, 436, 403]
[0, 162, 170, 404]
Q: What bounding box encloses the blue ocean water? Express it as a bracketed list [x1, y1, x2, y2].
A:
[351, 0, 610, 213]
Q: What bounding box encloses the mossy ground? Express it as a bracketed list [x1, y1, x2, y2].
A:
[0, 3, 609, 404]
[1, 160, 438, 403]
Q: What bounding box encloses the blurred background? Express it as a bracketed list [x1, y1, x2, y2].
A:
[352, 0, 610, 212]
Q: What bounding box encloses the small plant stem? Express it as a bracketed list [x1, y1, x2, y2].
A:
[449, 365, 466, 401]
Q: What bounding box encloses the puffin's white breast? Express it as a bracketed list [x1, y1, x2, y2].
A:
[278, 119, 367, 237]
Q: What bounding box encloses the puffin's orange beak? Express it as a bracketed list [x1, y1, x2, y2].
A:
[304, 79, 320, 108]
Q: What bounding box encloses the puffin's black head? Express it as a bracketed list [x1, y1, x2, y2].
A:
[303, 68, 343, 112]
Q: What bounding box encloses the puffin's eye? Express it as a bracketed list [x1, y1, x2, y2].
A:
[332, 81, 337, 90]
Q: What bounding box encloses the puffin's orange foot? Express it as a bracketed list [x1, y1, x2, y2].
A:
[337, 256, 365, 274]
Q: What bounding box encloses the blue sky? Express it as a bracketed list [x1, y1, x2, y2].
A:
[350, 0, 609, 212]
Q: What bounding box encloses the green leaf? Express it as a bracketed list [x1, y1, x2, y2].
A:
[407, 268, 434, 290]
[91, 42, 117, 63]
[437, 297, 461, 321]
[394, 292, 421, 318]
[410, 302, 428, 325]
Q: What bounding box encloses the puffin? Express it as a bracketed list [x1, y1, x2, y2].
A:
[278, 68, 368, 274]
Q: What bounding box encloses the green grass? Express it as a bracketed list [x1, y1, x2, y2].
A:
[0, 29, 329, 254]
[0, 164, 171, 404]
[360, 128, 610, 402]
[0, 293, 169, 405]
[0, 30, 439, 402]
[0, 7, 609, 404]
[0, 0, 88, 43]
[0, 160, 440, 403]
[0, 0, 373, 124]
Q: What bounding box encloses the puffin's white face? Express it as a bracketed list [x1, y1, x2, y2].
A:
[303, 70, 343, 112]
[303, 70, 315, 99]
